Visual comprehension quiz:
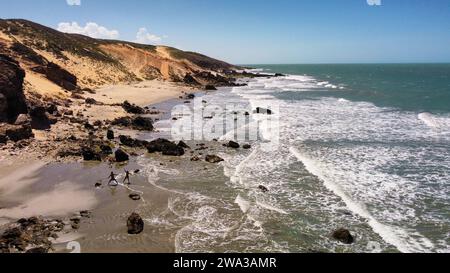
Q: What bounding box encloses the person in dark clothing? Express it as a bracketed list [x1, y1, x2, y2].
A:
[123, 170, 131, 185]
[108, 172, 118, 186]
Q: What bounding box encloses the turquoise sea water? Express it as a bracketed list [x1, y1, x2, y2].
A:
[143, 64, 450, 253]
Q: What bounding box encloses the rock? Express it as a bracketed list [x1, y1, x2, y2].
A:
[85, 98, 97, 105]
[254, 107, 273, 115]
[205, 155, 224, 163]
[274, 73, 285, 77]
[111, 117, 132, 127]
[0, 133, 6, 144]
[29, 106, 51, 130]
[259, 185, 269, 193]
[0, 54, 28, 123]
[177, 141, 190, 149]
[243, 144, 252, 149]
[132, 116, 154, 131]
[115, 149, 129, 162]
[227, 141, 240, 149]
[146, 138, 185, 156]
[183, 74, 200, 86]
[129, 194, 141, 201]
[100, 144, 113, 155]
[122, 101, 145, 114]
[14, 114, 30, 125]
[94, 182, 102, 188]
[127, 213, 144, 234]
[186, 93, 196, 100]
[332, 228, 354, 244]
[134, 169, 140, 174]
[80, 210, 91, 218]
[106, 129, 114, 140]
[205, 85, 217, 91]
[0, 124, 34, 142]
[119, 135, 147, 148]
[190, 155, 201, 162]
[82, 147, 101, 161]
[25, 247, 48, 253]
[84, 122, 94, 130]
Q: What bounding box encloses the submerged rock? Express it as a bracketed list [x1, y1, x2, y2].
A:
[226, 141, 240, 149]
[332, 228, 354, 244]
[205, 155, 224, 164]
[127, 213, 144, 234]
[259, 185, 269, 193]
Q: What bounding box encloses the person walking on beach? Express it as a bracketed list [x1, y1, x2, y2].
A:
[123, 170, 131, 185]
[108, 171, 118, 186]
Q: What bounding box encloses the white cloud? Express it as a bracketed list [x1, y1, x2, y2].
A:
[66, 0, 81, 6]
[134, 27, 162, 44]
[57, 22, 120, 39]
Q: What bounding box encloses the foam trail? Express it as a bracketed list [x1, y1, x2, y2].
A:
[289, 147, 434, 253]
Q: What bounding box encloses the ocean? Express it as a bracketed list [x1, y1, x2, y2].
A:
[141, 64, 450, 253]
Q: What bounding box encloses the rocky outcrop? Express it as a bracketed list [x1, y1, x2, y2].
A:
[111, 116, 154, 131]
[0, 124, 34, 142]
[29, 106, 51, 130]
[127, 213, 144, 234]
[119, 135, 148, 148]
[146, 138, 185, 156]
[32, 62, 77, 91]
[0, 54, 28, 123]
[82, 147, 102, 161]
[183, 73, 200, 85]
[122, 101, 145, 114]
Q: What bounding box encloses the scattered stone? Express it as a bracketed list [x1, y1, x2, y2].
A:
[134, 169, 140, 174]
[115, 149, 129, 162]
[205, 155, 224, 163]
[332, 228, 354, 244]
[85, 98, 97, 105]
[80, 211, 91, 218]
[243, 144, 252, 149]
[127, 213, 144, 234]
[129, 194, 141, 201]
[100, 144, 113, 155]
[14, 114, 30, 125]
[94, 182, 102, 188]
[177, 141, 190, 149]
[259, 185, 269, 193]
[190, 155, 201, 162]
[132, 116, 153, 131]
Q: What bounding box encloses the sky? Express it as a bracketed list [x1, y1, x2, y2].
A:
[0, 0, 449, 64]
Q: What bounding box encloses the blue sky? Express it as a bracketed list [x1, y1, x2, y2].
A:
[1, 0, 449, 64]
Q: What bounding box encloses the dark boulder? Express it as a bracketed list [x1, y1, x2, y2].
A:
[274, 73, 285, 77]
[243, 144, 252, 149]
[122, 101, 145, 114]
[29, 106, 51, 130]
[85, 98, 97, 105]
[25, 247, 49, 253]
[82, 147, 101, 161]
[0, 54, 28, 123]
[115, 149, 129, 162]
[127, 213, 144, 234]
[119, 135, 148, 148]
[332, 228, 354, 244]
[100, 144, 113, 155]
[132, 116, 153, 131]
[146, 138, 185, 156]
[111, 117, 131, 127]
[227, 141, 240, 149]
[205, 155, 224, 163]
[205, 85, 217, 91]
[129, 194, 141, 201]
[106, 129, 115, 140]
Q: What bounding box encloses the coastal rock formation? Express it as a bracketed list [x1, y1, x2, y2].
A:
[115, 149, 130, 162]
[32, 62, 77, 91]
[332, 228, 354, 244]
[0, 123, 34, 142]
[29, 105, 52, 130]
[205, 155, 224, 163]
[127, 213, 144, 234]
[205, 85, 217, 91]
[146, 138, 185, 156]
[111, 116, 154, 131]
[119, 135, 148, 148]
[122, 101, 145, 114]
[82, 147, 102, 161]
[0, 54, 28, 123]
